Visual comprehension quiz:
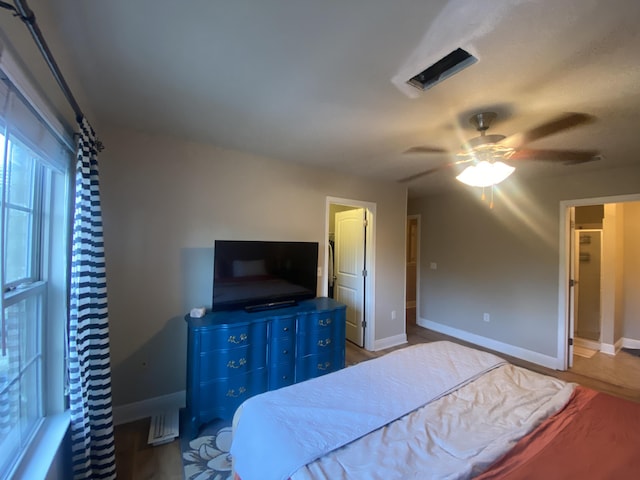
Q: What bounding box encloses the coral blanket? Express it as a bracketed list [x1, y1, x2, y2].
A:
[477, 386, 640, 479]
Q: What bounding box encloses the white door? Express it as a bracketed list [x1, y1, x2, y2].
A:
[335, 208, 366, 347]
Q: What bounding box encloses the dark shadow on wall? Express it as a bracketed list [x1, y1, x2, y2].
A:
[181, 247, 214, 312]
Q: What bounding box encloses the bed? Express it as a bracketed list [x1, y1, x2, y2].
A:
[230, 341, 640, 480]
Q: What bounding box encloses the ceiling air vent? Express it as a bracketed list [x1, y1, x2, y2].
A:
[407, 47, 477, 91]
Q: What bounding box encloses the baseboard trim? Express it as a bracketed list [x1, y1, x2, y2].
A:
[417, 318, 562, 370]
[622, 337, 640, 349]
[113, 390, 185, 426]
[574, 337, 600, 351]
[600, 342, 616, 355]
[599, 337, 640, 355]
[373, 333, 407, 351]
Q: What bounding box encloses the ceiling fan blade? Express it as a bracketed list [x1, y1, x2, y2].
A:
[403, 146, 448, 154]
[398, 166, 445, 183]
[398, 158, 473, 183]
[500, 113, 595, 149]
[509, 149, 600, 164]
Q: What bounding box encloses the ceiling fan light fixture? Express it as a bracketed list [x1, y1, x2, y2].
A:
[455, 140, 516, 187]
[456, 160, 515, 187]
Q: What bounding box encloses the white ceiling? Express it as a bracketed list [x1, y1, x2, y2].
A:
[47, 0, 640, 197]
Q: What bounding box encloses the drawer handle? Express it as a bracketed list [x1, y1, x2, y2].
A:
[282, 375, 288, 380]
[282, 349, 288, 355]
[227, 358, 247, 369]
[283, 327, 289, 332]
[226, 387, 247, 398]
[318, 319, 332, 327]
[317, 361, 332, 371]
[228, 333, 248, 344]
[317, 338, 332, 347]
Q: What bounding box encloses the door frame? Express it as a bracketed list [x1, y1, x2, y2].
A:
[325, 196, 376, 351]
[558, 192, 640, 370]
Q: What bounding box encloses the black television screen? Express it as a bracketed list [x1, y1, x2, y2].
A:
[212, 240, 319, 312]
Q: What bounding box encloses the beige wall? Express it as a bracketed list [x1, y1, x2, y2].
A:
[99, 126, 407, 406]
[602, 204, 618, 346]
[408, 165, 640, 360]
[623, 202, 640, 340]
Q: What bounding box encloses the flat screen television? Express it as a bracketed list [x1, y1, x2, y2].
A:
[212, 240, 319, 312]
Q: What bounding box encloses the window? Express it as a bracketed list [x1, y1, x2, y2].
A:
[0, 74, 73, 479]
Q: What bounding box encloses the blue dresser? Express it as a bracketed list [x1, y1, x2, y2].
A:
[184, 297, 346, 437]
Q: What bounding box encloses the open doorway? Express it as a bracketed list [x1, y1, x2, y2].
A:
[325, 197, 376, 350]
[571, 205, 604, 360]
[406, 215, 420, 328]
[559, 195, 640, 390]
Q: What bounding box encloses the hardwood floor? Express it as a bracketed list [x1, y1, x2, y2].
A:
[115, 322, 640, 478]
[114, 416, 183, 480]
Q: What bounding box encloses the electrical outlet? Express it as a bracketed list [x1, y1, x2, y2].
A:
[483, 313, 490, 322]
[391, 310, 396, 321]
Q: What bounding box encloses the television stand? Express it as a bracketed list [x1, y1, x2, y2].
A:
[183, 297, 346, 439]
[244, 299, 297, 313]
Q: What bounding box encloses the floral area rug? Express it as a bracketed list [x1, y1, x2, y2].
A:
[181, 419, 233, 480]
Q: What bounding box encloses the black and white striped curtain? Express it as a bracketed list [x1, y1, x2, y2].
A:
[68, 117, 116, 479]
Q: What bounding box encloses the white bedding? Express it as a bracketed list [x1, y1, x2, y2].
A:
[292, 364, 574, 479]
[231, 342, 507, 480]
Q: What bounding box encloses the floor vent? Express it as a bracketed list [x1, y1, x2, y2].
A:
[148, 410, 180, 446]
[407, 47, 477, 91]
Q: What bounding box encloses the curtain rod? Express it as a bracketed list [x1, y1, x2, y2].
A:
[0, 0, 104, 150]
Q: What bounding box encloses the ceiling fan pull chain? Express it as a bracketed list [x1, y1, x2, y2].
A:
[481, 187, 486, 202]
[490, 185, 495, 209]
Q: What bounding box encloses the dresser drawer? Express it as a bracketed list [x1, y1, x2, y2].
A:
[269, 362, 295, 390]
[198, 370, 267, 421]
[199, 343, 267, 379]
[296, 351, 338, 381]
[269, 334, 295, 363]
[270, 315, 296, 337]
[297, 311, 336, 336]
[297, 332, 335, 356]
[200, 322, 268, 351]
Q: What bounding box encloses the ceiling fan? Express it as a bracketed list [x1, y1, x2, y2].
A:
[399, 111, 600, 184]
